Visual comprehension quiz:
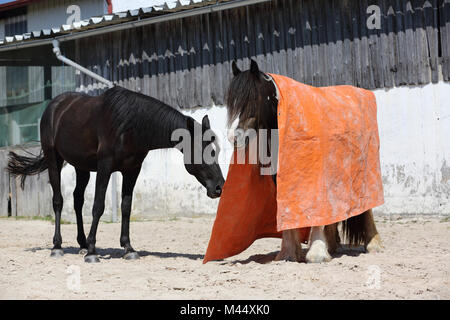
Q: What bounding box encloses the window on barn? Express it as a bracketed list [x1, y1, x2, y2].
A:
[0, 41, 77, 148]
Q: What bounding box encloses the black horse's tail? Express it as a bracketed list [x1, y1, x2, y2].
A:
[6, 150, 48, 189]
[341, 211, 367, 247]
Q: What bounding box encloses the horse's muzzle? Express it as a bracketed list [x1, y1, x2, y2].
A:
[208, 183, 223, 199]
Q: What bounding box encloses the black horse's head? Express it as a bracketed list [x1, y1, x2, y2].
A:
[183, 115, 224, 198]
[226, 59, 278, 139]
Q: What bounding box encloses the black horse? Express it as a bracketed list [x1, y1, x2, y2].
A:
[7, 86, 225, 263]
[227, 59, 382, 263]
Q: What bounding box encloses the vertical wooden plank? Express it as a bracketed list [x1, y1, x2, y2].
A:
[201, 14, 212, 107]
[341, 0, 354, 85]
[0, 150, 10, 216]
[439, 0, 450, 81]
[141, 24, 151, 96]
[133, 26, 144, 93]
[180, 17, 191, 108]
[277, 0, 288, 77]
[111, 30, 119, 86]
[404, 0, 417, 85]
[246, 5, 255, 61]
[383, 0, 397, 88]
[268, 1, 280, 74]
[335, 0, 346, 85]
[10, 173, 16, 217]
[309, 0, 321, 86]
[194, 14, 203, 107]
[302, 0, 314, 85]
[14, 148, 40, 217]
[186, 16, 197, 108]
[252, 3, 264, 70]
[293, 0, 305, 83]
[166, 19, 177, 107]
[317, 0, 329, 86]
[415, 0, 431, 85]
[284, 0, 296, 81]
[264, 1, 275, 74]
[324, 0, 334, 86]
[239, 6, 250, 69]
[350, 0, 362, 87]
[157, 21, 170, 105]
[173, 17, 184, 108]
[371, 0, 384, 88]
[424, 0, 440, 83]
[212, 10, 225, 105]
[359, 0, 375, 89]
[37, 170, 52, 218]
[148, 24, 159, 99]
[221, 8, 232, 102]
[395, 0, 409, 86]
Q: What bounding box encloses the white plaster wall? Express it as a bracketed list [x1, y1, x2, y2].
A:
[60, 81, 450, 222]
[373, 81, 450, 217]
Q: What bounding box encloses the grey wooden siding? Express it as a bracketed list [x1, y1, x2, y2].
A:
[73, 0, 450, 108]
[0, 150, 10, 216]
[0, 146, 52, 217]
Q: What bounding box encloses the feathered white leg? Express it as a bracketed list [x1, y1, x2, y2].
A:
[306, 226, 332, 263]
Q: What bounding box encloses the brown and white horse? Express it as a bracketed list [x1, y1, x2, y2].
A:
[226, 60, 382, 263]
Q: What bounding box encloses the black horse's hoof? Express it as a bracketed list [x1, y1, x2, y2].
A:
[50, 249, 64, 258]
[123, 251, 140, 260]
[79, 248, 88, 255]
[84, 255, 100, 263]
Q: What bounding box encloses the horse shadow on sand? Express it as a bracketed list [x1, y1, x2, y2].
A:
[25, 246, 204, 261]
[227, 244, 366, 265]
[25, 244, 364, 263]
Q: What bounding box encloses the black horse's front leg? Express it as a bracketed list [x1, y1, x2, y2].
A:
[84, 160, 112, 263]
[120, 168, 141, 260]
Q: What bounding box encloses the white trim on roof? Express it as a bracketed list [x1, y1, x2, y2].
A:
[0, 0, 272, 50]
[0, 0, 216, 46]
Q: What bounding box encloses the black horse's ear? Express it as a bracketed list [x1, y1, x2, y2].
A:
[232, 61, 241, 76]
[202, 115, 211, 131]
[250, 59, 259, 74]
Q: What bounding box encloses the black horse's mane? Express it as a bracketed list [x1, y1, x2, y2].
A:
[103, 86, 188, 147]
[226, 71, 278, 131]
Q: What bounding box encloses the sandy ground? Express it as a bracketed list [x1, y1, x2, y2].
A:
[0, 215, 448, 300]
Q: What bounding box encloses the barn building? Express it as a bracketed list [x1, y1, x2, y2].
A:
[0, 0, 449, 221]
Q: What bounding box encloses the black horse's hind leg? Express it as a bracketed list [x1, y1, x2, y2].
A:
[120, 168, 141, 260]
[73, 168, 90, 254]
[84, 159, 112, 263]
[46, 149, 64, 258]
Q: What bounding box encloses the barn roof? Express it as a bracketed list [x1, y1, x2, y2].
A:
[0, 0, 264, 49]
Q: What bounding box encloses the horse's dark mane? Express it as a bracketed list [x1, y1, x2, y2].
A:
[103, 86, 188, 148]
[226, 71, 278, 131]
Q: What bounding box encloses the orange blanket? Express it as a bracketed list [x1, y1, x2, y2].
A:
[203, 149, 311, 263]
[203, 74, 384, 263]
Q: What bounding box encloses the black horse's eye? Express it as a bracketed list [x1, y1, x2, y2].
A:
[211, 148, 216, 157]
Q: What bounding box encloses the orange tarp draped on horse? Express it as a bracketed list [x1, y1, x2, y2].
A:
[203, 150, 310, 263]
[203, 74, 384, 263]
